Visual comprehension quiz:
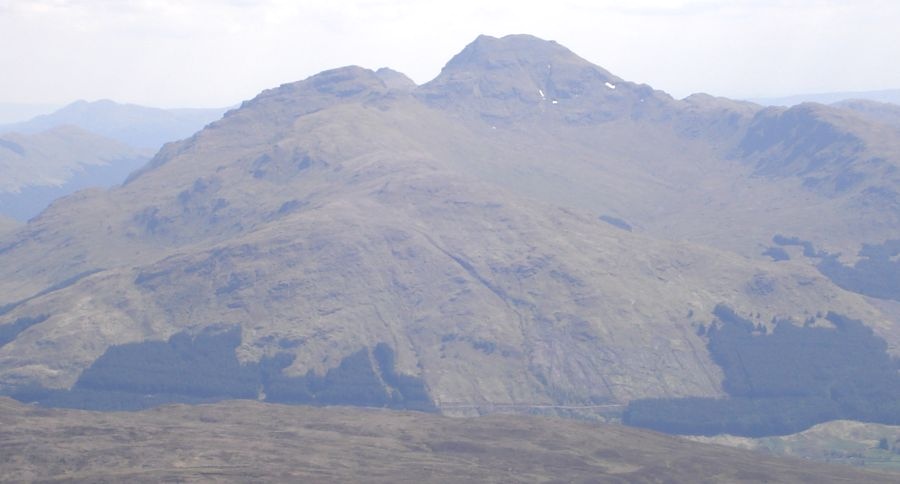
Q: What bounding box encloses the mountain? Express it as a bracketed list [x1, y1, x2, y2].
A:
[1, 398, 896, 483]
[1, 34, 899, 440]
[0, 99, 229, 150]
[0, 125, 150, 220]
[751, 89, 900, 107]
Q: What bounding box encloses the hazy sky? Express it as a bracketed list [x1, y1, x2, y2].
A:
[2, 0, 899, 108]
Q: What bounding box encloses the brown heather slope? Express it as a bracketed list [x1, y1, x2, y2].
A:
[1, 397, 896, 483]
[0, 35, 898, 415]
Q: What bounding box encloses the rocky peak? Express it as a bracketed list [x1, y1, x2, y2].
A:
[230, 66, 389, 124]
[418, 34, 671, 124]
[375, 68, 417, 92]
[440, 34, 592, 73]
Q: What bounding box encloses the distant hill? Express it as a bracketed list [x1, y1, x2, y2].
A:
[0, 100, 229, 220]
[0, 125, 149, 220]
[750, 89, 900, 107]
[0, 99, 228, 150]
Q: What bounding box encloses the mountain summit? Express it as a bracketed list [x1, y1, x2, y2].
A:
[421, 34, 671, 123]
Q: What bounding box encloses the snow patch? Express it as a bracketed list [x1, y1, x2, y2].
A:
[605, 82, 616, 90]
[538, 89, 545, 99]
[552, 100, 558, 104]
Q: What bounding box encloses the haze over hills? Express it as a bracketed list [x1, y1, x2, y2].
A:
[1, 34, 899, 443]
[0, 100, 228, 221]
[0, 125, 149, 220]
[0, 125, 147, 193]
[0, 99, 229, 150]
[750, 88, 900, 107]
[0, 102, 60, 124]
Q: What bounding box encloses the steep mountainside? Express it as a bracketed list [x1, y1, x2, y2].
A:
[0, 35, 898, 435]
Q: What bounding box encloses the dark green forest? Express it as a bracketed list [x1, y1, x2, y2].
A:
[771, 234, 900, 301]
[7, 326, 434, 412]
[817, 239, 900, 301]
[624, 306, 900, 437]
[264, 343, 435, 411]
[0, 314, 48, 348]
